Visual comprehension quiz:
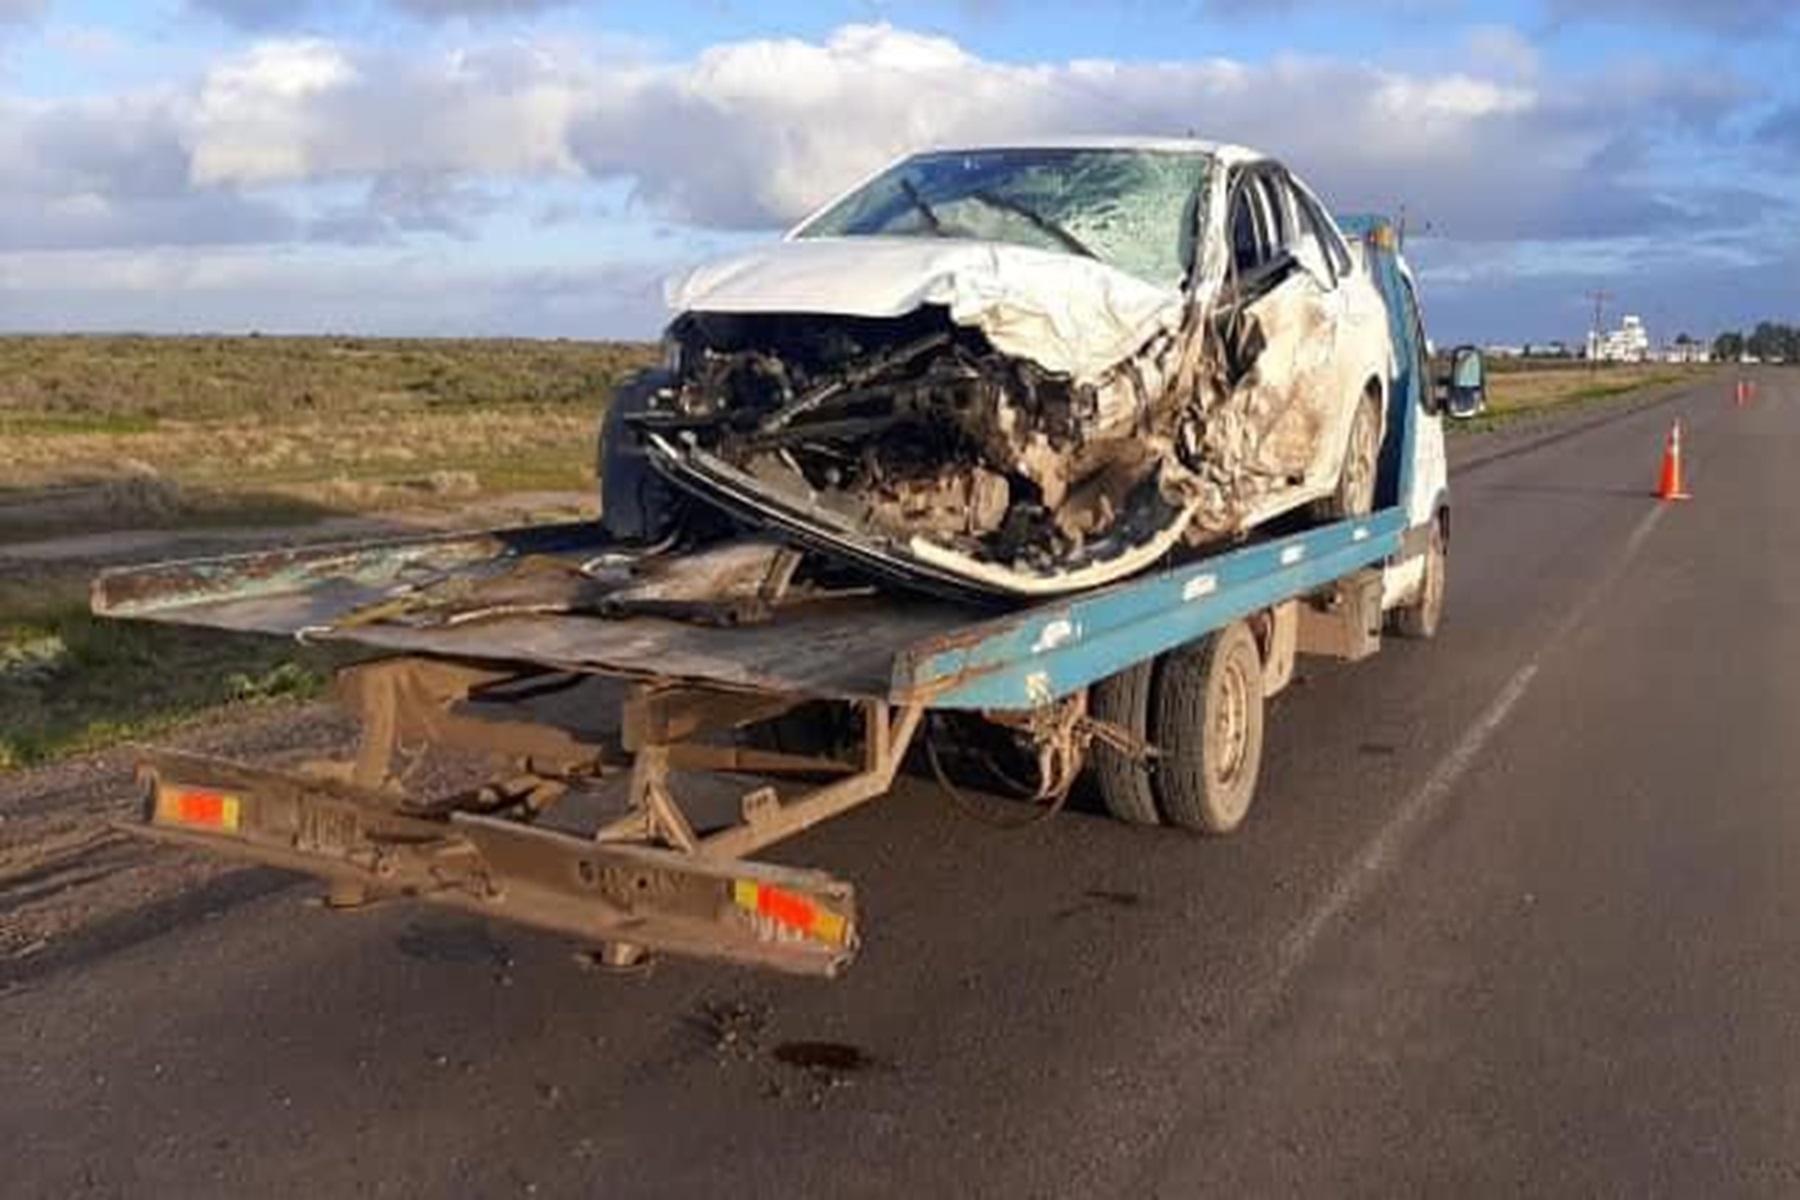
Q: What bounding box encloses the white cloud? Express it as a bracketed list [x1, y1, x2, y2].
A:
[161, 22, 1744, 244]
[0, 20, 1781, 337]
[188, 37, 588, 185]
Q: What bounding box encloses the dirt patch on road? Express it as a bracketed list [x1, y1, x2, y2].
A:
[0, 704, 357, 975]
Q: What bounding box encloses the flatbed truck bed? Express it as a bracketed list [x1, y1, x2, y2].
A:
[90, 216, 1470, 977]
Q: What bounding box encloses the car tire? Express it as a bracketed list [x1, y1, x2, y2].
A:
[1090, 662, 1163, 826]
[1315, 388, 1382, 522]
[1150, 622, 1265, 837]
[599, 369, 683, 544]
[1390, 516, 1447, 640]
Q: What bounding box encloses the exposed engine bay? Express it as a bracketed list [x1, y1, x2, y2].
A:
[637, 307, 1200, 583]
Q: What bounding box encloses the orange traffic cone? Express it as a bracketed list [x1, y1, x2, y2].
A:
[1656, 421, 1691, 502]
[1735, 380, 1748, 407]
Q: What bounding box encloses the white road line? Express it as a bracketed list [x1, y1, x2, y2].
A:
[1272, 661, 1538, 986]
[1269, 499, 1670, 996]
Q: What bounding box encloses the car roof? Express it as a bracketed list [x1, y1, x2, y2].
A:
[914, 136, 1264, 166]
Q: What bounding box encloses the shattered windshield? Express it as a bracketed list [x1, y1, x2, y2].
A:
[794, 147, 1214, 289]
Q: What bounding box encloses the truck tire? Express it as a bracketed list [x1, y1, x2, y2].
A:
[1089, 662, 1162, 826]
[1315, 388, 1382, 522]
[1151, 621, 1265, 836]
[1390, 517, 1446, 640]
[599, 369, 683, 544]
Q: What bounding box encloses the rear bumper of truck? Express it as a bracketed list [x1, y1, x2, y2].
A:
[134, 743, 865, 978]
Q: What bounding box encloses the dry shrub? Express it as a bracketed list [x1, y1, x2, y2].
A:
[425, 470, 481, 498]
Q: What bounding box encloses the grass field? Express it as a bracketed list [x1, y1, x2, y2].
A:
[0, 334, 658, 540]
[1471, 359, 1711, 430]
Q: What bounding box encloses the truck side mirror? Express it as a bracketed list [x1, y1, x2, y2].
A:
[1438, 345, 1487, 420]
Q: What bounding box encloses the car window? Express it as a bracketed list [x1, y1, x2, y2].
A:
[1398, 271, 1432, 406]
[1292, 184, 1354, 280]
[1255, 176, 1290, 249]
[795, 147, 1216, 289]
[1230, 182, 1268, 275]
[1288, 183, 1338, 287]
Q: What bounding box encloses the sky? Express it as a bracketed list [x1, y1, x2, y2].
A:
[1, 0, 1796, 346]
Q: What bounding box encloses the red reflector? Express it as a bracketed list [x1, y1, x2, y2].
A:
[180, 792, 228, 825]
[758, 886, 815, 931]
[731, 879, 850, 946]
[154, 785, 242, 832]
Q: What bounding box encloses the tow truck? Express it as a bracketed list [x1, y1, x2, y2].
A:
[92, 217, 1483, 977]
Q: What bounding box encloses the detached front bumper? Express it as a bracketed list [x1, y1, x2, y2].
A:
[642, 431, 1002, 604]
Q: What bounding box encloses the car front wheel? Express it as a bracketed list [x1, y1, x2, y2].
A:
[1316, 389, 1382, 522]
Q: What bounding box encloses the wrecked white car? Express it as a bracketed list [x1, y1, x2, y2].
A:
[607, 138, 1395, 600]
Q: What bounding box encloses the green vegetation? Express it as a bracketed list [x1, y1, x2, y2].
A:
[0, 334, 655, 422]
[0, 334, 658, 540]
[0, 413, 162, 437]
[0, 568, 356, 770]
[1453, 361, 1709, 433]
[1713, 323, 1800, 365]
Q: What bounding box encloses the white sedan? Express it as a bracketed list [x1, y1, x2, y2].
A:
[610, 138, 1396, 599]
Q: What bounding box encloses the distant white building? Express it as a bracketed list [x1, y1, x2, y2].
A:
[1588, 315, 1651, 363]
[1662, 341, 1711, 365]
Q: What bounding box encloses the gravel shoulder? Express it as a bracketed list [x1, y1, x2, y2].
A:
[0, 704, 356, 978]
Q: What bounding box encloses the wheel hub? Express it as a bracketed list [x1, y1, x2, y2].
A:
[1211, 658, 1251, 788]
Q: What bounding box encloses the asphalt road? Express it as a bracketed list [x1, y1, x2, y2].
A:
[5, 372, 1797, 1198]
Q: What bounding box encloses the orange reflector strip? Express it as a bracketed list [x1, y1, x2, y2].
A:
[154, 786, 242, 833]
[732, 880, 849, 947]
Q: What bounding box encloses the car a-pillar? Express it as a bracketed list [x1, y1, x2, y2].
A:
[1088, 573, 1383, 834]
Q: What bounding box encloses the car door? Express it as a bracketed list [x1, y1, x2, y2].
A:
[1281, 173, 1371, 490]
[1222, 168, 1343, 489]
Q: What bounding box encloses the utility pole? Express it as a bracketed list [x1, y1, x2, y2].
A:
[1587, 289, 1614, 371]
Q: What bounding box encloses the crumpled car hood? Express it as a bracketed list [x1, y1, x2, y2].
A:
[667, 236, 1184, 382]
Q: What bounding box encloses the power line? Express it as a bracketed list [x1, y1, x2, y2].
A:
[1586, 289, 1613, 368]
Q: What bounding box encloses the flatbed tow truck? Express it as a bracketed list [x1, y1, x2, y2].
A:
[91, 218, 1482, 978]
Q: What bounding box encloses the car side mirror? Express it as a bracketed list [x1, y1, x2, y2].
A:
[1437, 345, 1487, 420]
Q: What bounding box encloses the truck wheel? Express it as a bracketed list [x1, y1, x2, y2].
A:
[1315, 389, 1382, 521]
[1152, 622, 1265, 836]
[1390, 518, 1446, 640]
[1089, 662, 1162, 826]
